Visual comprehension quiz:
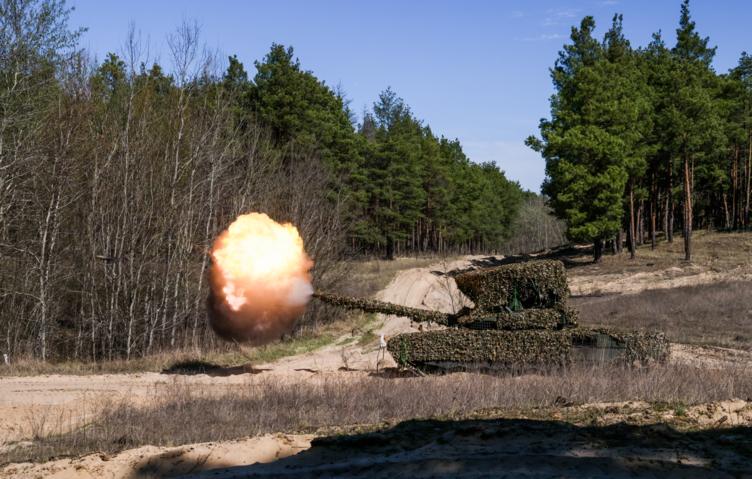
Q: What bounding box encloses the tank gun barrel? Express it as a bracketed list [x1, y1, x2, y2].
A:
[313, 291, 451, 325]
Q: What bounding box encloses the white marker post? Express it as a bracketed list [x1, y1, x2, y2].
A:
[376, 334, 387, 372]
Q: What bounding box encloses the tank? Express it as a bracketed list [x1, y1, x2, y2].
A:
[314, 259, 669, 371]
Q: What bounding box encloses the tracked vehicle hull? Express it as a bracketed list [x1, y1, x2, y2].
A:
[387, 328, 669, 371]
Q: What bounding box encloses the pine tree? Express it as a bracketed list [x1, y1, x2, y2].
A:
[642, 31, 678, 244]
[670, 0, 722, 260]
[529, 16, 648, 262]
[366, 88, 425, 259]
[729, 53, 752, 228]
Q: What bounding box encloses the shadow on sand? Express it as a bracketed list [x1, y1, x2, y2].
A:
[161, 360, 268, 376]
[147, 416, 752, 478]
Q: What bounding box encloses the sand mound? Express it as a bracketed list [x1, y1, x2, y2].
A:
[373, 257, 476, 338]
[2, 434, 312, 479]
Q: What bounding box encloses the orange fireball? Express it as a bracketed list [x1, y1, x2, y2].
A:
[208, 213, 313, 344]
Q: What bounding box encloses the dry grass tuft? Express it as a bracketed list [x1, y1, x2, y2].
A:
[4, 363, 751, 464]
[573, 281, 752, 349]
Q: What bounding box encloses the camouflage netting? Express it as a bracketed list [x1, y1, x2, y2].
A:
[313, 292, 450, 325]
[316, 257, 670, 370]
[456, 305, 579, 331]
[454, 260, 569, 310]
[387, 330, 572, 367]
[387, 328, 670, 368]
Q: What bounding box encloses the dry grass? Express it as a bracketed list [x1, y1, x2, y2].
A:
[563, 231, 752, 277]
[3, 363, 751, 464]
[0, 332, 337, 377]
[573, 280, 752, 349]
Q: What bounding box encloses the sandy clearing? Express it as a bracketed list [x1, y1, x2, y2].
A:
[670, 343, 752, 369]
[3, 254, 752, 478]
[0, 256, 485, 445]
[2, 254, 750, 445]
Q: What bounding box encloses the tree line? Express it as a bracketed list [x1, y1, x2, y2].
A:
[230, 45, 525, 258]
[528, 0, 752, 261]
[0, 0, 531, 360]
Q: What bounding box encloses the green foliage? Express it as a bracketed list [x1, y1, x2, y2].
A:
[227, 48, 524, 258]
[530, 1, 752, 260]
[356, 87, 523, 256]
[530, 16, 650, 253]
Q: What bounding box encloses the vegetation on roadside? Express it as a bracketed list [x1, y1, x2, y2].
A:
[3, 363, 751, 464]
[0, 334, 329, 377]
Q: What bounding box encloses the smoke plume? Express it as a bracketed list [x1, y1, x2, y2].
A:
[207, 212, 314, 345]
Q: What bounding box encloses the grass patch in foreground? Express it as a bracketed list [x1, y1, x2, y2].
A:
[3, 363, 751, 464]
[245, 334, 336, 363]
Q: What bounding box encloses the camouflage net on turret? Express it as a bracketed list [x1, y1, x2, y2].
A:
[388, 327, 670, 368]
[454, 259, 569, 310]
[457, 305, 579, 331]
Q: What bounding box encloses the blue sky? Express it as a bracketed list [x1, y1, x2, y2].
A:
[69, 1, 750, 192]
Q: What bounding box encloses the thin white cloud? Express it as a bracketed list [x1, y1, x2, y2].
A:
[542, 7, 580, 26]
[510, 10, 525, 18]
[516, 33, 567, 42]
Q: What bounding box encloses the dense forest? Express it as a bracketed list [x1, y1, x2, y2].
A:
[0, 0, 541, 360]
[528, 0, 752, 261]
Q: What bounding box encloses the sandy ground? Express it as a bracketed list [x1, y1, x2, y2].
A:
[2, 254, 752, 478]
[182, 400, 752, 479]
[1, 434, 314, 479]
[4, 400, 752, 478]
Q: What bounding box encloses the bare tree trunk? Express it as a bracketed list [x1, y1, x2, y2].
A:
[732, 145, 739, 230]
[650, 174, 657, 250]
[616, 229, 623, 253]
[667, 156, 674, 243]
[628, 181, 636, 259]
[636, 201, 644, 246]
[593, 238, 604, 263]
[683, 154, 692, 261]
[746, 132, 751, 229]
